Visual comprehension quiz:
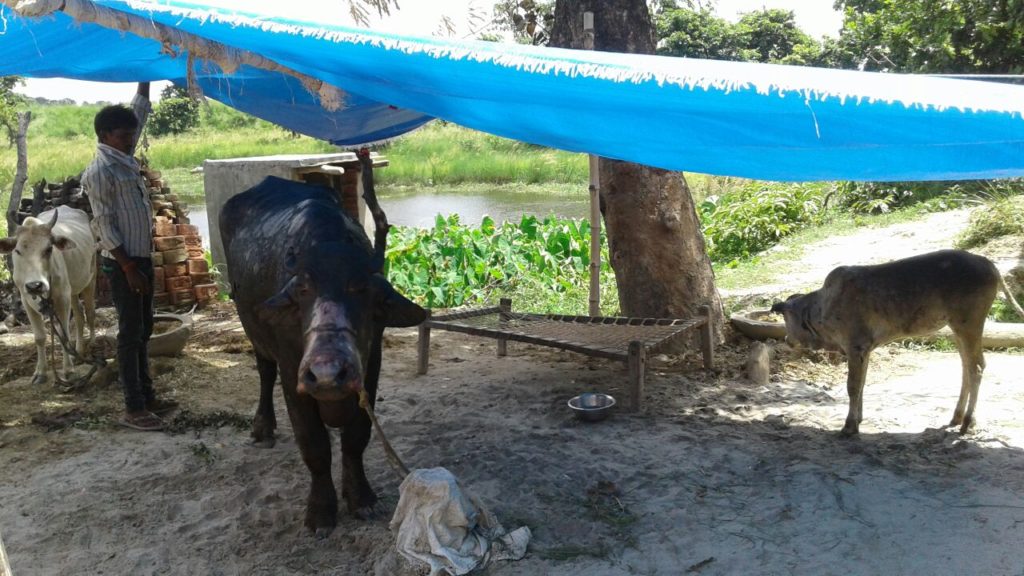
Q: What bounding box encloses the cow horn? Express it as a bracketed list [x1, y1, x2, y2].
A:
[45, 209, 59, 230]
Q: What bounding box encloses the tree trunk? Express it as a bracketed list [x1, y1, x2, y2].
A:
[4, 111, 31, 276]
[5, 111, 31, 236]
[550, 0, 724, 340]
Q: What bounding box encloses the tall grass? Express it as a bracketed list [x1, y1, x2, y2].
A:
[377, 122, 587, 185]
[0, 103, 589, 197]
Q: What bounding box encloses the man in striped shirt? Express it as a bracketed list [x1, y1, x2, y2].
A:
[83, 83, 177, 432]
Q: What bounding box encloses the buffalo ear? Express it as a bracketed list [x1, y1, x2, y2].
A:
[376, 279, 426, 327]
[0, 238, 15, 254]
[52, 235, 77, 251]
[256, 277, 301, 326]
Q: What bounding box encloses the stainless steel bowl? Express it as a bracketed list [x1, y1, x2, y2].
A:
[568, 392, 616, 422]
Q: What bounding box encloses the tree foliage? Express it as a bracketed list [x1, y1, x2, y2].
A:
[1, 76, 25, 144]
[655, 6, 827, 65]
[148, 85, 200, 137]
[492, 1, 555, 45]
[834, 0, 1024, 73]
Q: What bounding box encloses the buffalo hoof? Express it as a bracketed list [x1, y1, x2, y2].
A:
[343, 487, 379, 520]
[305, 509, 337, 536]
[31, 373, 49, 385]
[251, 436, 276, 449]
[351, 501, 383, 521]
[839, 425, 859, 437]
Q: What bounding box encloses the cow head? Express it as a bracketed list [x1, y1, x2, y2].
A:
[770, 292, 827, 350]
[257, 241, 425, 401]
[0, 211, 77, 302]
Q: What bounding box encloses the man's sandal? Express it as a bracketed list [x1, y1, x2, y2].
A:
[118, 411, 164, 432]
[146, 398, 179, 417]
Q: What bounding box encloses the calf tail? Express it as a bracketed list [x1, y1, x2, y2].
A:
[999, 277, 1024, 319]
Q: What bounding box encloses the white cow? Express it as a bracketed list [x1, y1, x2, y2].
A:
[0, 207, 97, 384]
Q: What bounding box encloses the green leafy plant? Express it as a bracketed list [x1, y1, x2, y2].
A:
[699, 181, 830, 264]
[386, 214, 613, 311]
[148, 86, 200, 137]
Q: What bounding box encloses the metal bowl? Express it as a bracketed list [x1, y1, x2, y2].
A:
[568, 392, 616, 422]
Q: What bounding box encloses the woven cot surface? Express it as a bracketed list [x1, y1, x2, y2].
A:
[428, 308, 704, 354]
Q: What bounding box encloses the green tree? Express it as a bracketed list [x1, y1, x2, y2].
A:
[736, 9, 818, 64]
[148, 85, 199, 137]
[655, 5, 824, 65]
[1, 76, 25, 144]
[492, 1, 555, 45]
[835, 0, 1024, 73]
[655, 8, 747, 60]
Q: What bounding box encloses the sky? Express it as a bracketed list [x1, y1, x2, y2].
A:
[15, 0, 844, 103]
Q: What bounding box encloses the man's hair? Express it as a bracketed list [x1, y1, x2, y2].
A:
[94, 105, 139, 138]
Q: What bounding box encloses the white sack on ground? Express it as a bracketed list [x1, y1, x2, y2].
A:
[390, 467, 531, 576]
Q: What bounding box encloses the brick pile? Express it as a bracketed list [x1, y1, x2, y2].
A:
[140, 168, 219, 310]
[18, 169, 219, 310]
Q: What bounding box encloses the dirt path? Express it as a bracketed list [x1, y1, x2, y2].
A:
[722, 206, 1021, 297]
[2, 211, 1024, 576]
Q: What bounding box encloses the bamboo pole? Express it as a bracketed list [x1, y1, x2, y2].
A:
[584, 11, 601, 317]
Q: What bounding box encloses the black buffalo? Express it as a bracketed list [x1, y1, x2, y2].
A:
[220, 176, 425, 535]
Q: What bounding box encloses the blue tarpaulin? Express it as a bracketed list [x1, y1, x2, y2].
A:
[2, 0, 1023, 181]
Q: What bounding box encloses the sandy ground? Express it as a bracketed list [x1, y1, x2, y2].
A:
[2, 211, 1024, 576]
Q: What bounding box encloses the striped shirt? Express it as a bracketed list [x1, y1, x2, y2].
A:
[82, 94, 154, 259]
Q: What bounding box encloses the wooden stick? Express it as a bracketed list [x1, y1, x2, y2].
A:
[628, 340, 646, 411]
[417, 309, 432, 375]
[357, 149, 390, 266]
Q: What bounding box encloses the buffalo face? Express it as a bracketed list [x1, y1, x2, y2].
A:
[256, 242, 425, 402]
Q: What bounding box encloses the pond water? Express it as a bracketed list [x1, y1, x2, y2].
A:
[184, 186, 593, 242]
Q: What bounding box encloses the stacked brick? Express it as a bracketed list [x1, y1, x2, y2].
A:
[143, 169, 218, 309]
[18, 169, 218, 310]
[151, 222, 218, 308]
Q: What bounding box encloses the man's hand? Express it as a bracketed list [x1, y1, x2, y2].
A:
[125, 266, 151, 295]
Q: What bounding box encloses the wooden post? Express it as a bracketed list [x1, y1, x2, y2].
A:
[497, 298, 511, 357]
[628, 340, 646, 411]
[5, 111, 31, 237]
[584, 11, 601, 317]
[699, 304, 715, 369]
[416, 309, 432, 375]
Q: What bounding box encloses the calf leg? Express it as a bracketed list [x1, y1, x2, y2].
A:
[841, 345, 871, 436]
[951, 332, 985, 434]
[252, 351, 278, 448]
[26, 305, 49, 385]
